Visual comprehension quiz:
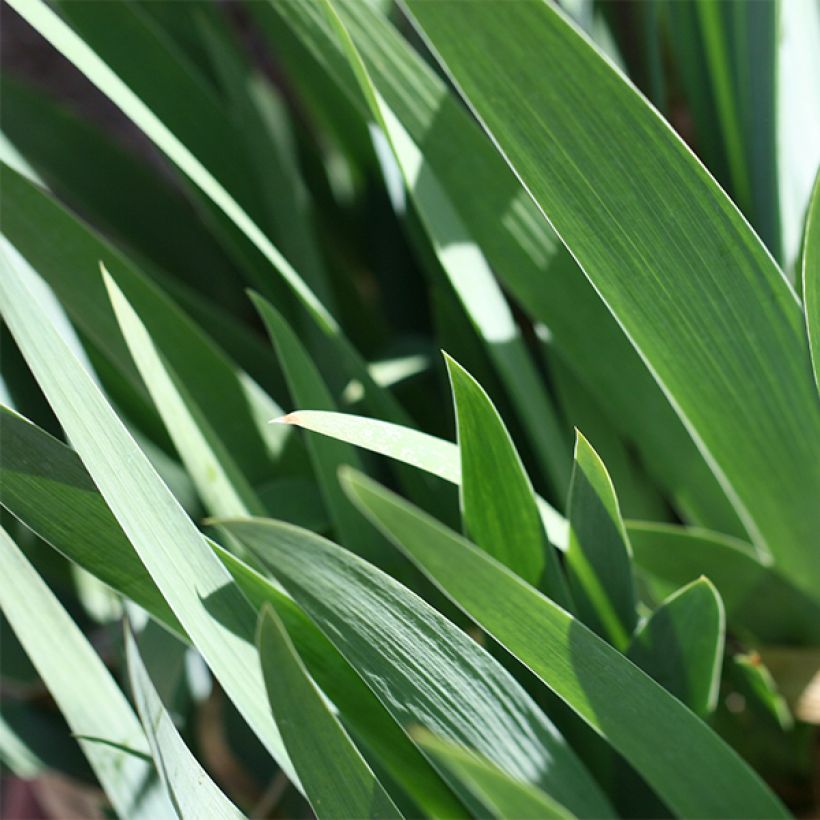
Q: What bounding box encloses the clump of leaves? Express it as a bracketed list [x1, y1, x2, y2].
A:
[1, 0, 819, 817]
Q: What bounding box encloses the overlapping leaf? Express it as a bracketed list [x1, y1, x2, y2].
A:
[402, 0, 820, 598]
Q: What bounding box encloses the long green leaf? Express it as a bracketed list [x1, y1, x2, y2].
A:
[276, 409, 568, 548]
[0, 236, 298, 784]
[0, 76, 238, 297]
[0, 407, 464, 819]
[320, 0, 571, 497]
[402, 0, 820, 597]
[6, 0, 420, 443]
[627, 578, 724, 717]
[411, 730, 571, 820]
[0, 164, 282, 487]
[566, 432, 637, 649]
[252, 293, 395, 568]
[803, 170, 820, 392]
[105, 270, 264, 518]
[262, 0, 745, 538]
[219, 517, 613, 819]
[0, 526, 171, 820]
[124, 625, 244, 820]
[257, 606, 402, 820]
[446, 355, 570, 604]
[341, 469, 787, 819]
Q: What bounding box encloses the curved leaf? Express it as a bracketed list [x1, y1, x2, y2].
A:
[0, 407, 464, 819]
[341, 469, 787, 819]
[412, 730, 571, 820]
[219, 517, 614, 819]
[0, 526, 171, 820]
[627, 578, 724, 717]
[402, 0, 820, 597]
[124, 625, 243, 820]
[257, 607, 402, 819]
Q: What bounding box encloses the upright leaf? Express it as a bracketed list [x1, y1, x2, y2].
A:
[803, 170, 820, 392]
[251, 293, 394, 568]
[124, 626, 243, 820]
[628, 522, 820, 645]
[342, 469, 787, 819]
[257, 607, 402, 820]
[262, 0, 745, 538]
[105, 271, 265, 518]
[0, 408, 463, 819]
[627, 578, 724, 717]
[565, 432, 637, 649]
[446, 355, 570, 605]
[219, 517, 613, 819]
[0, 239, 297, 784]
[321, 0, 571, 496]
[402, 0, 820, 598]
[0, 526, 171, 820]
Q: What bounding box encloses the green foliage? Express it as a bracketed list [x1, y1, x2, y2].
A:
[1, 0, 818, 817]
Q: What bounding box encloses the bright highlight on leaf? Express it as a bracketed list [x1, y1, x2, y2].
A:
[2, 0, 817, 815]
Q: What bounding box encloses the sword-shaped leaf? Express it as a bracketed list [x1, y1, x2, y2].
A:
[626, 578, 725, 717]
[124, 625, 243, 820]
[341, 469, 786, 819]
[0, 526, 171, 820]
[445, 355, 570, 604]
[257, 606, 402, 819]
[401, 0, 820, 599]
[219, 517, 613, 819]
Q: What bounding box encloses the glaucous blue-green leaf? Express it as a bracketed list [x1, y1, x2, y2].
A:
[445, 355, 570, 604]
[0, 237, 298, 785]
[803, 170, 820, 392]
[0, 525, 172, 820]
[0, 407, 463, 818]
[257, 606, 402, 820]
[629, 522, 820, 645]
[219, 516, 613, 819]
[275, 409, 568, 548]
[124, 625, 243, 820]
[320, 0, 571, 497]
[261, 0, 745, 538]
[341, 469, 787, 819]
[411, 730, 571, 820]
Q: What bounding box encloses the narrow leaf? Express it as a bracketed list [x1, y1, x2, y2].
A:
[251, 293, 394, 568]
[0, 407, 463, 819]
[446, 355, 570, 604]
[411, 730, 571, 820]
[257, 606, 402, 819]
[0, 526, 171, 820]
[105, 270, 265, 518]
[341, 469, 787, 819]
[402, 0, 820, 597]
[803, 169, 820, 392]
[219, 517, 613, 819]
[321, 0, 571, 496]
[628, 521, 820, 645]
[0, 238, 297, 784]
[277, 409, 568, 548]
[566, 431, 637, 649]
[125, 625, 243, 820]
